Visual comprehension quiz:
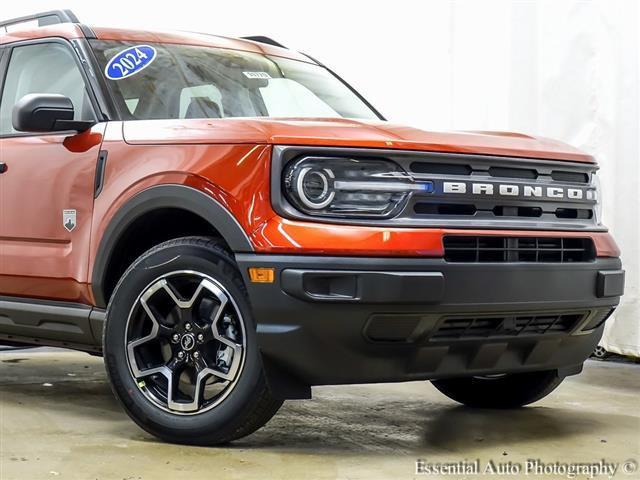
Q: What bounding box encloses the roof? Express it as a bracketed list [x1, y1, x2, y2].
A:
[0, 23, 84, 45]
[90, 27, 312, 62]
[0, 23, 313, 63]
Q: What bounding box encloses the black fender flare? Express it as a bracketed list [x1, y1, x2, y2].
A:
[91, 184, 254, 308]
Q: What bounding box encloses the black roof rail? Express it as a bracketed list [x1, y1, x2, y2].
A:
[241, 36, 287, 49]
[0, 10, 79, 30]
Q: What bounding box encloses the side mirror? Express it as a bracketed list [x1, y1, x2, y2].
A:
[12, 93, 95, 133]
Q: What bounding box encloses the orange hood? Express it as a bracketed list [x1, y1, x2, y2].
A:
[122, 117, 594, 163]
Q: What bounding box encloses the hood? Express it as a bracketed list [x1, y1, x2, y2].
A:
[122, 117, 594, 163]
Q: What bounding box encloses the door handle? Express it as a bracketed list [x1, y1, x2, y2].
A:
[0, 162, 7, 174]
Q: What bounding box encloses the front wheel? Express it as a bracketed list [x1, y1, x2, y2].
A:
[431, 370, 565, 409]
[103, 237, 282, 445]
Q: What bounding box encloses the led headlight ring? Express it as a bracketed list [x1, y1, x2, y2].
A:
[296, 167, 336, 209]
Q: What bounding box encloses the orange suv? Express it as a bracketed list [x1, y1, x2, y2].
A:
[0, 10, 625, 445]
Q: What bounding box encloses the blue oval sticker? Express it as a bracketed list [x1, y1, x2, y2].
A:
[105, 45, 156, 80]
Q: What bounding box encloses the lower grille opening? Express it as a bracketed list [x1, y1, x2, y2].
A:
[431, 313, 586, 340]
[443, 236, 596, 263]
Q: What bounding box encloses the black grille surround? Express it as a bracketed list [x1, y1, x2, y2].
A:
[404, 152, 599, 229]
[443, 236, 596, 263]
[271, 146, 603, 231]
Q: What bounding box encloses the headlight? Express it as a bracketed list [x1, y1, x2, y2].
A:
[283, 157, 429, 218]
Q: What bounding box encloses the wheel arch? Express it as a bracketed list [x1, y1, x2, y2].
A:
[91, 184, 254, 308]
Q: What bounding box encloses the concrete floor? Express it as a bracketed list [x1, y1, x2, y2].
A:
[0, 350, 638, 480]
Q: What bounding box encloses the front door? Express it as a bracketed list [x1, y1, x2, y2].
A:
[0, 40, 105, 304]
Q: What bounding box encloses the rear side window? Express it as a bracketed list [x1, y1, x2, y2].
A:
[0, 42, 94, 135]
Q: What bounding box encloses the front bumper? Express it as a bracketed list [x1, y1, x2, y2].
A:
[237, 254, 624, 389]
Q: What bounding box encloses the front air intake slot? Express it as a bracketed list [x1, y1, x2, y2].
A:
[493, 206, 542, 217]
[555, 208, 593, 219]
[414, 203, 477, 216]
[488, 167, 538, 180]
[410, 162, 472, 176]
[431, 313, 586, 340]
[443, 236, 596, 263]
[551, 171, 590, 183]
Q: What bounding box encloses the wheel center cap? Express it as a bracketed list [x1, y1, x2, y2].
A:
[180, 333, 196, 351]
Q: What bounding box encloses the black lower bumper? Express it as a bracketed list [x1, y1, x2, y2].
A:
[236, 254, 624, 392]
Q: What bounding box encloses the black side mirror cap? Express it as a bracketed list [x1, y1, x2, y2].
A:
[12, 93, 95, 133]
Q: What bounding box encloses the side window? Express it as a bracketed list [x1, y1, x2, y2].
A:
[0, 42, 94, 135]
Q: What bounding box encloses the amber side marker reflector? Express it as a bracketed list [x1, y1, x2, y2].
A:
[248, 267, 275, 283]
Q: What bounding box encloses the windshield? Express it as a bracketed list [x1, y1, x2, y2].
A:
[89, 40, 380, 121]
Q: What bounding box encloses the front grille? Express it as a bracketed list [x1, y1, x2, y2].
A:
[443, 236, 596, 263]
[273, 146, 602, 231]
[405, 152, 600, 230]
[431, 313, 586, 340]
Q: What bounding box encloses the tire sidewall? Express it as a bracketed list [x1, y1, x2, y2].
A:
[432, 370, 563, 408]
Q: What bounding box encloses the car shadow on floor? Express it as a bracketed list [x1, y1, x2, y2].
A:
[0, 356, 630, 455]
[232, 399, 615, 454]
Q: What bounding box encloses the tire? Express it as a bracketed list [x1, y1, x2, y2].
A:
[592, 346, 610, 360]
[103, 236, 283, 445]
[431, 370, 564, 409]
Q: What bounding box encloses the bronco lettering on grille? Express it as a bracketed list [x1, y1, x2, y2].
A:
[441, 182, 596, 201]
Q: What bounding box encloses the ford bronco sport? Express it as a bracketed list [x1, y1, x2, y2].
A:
[0, 10, 625, 445]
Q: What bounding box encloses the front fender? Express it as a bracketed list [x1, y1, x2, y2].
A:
[91, 183, 254, 308]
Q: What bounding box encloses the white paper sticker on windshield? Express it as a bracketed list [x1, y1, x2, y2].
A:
[243, 71, 272, 79]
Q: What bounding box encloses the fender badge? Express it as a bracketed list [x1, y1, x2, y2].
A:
[63, 209, 77, 232]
